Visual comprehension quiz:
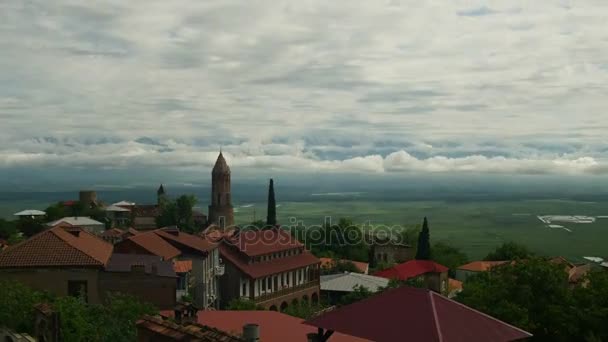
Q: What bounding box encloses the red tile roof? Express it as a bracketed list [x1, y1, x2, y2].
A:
[320, 258, 369, 274]
[137, 315, 242, 341]
[125, 231, 182, 260]
[131, 205, 161, 217]
[0, 226, 112, 268]
[374, 260, 449, 280]
[155, 227, 217, 254]
[173, 260, 193, 273]
[101, 228, 125, 238]
[306, 286, 532, 342]
[161, 310, 369, 342]
[224, 228, 303, 257]
[458, 261, 508, 272]
[219, 243, 319, 279]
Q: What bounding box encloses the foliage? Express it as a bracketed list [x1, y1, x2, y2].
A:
[457, 258, 608, 341]
[484, 241, 534, 261]
[157, 195, 200, 233]
[0, 218, 17, 240]
[0, 280, 157, 342]
[339, 285, 374, 306]
[283, 301, 326, 319]
[16, 217, 46, 237]
[266, 179, 277, 226]
[398, 226, 421, 248]
[321, 260, 361, 275]
[227, 298, 263, 310]
[431, 242, 469, 276]
[415, 217, 431, 260]
[45, 202, 69, 221]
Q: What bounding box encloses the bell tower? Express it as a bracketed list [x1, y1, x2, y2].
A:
[208, 152, 234, 227]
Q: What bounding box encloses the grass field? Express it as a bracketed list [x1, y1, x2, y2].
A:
[234, 199, 608, 262]
[2, 198, 607, 262]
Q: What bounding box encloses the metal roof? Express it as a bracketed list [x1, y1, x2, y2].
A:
[47, 217, 105, 227]
[104, 205, 131, 212]
[321, 272, 389, 293]
[14, 209, 46, 216]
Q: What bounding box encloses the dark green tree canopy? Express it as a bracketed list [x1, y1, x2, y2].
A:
[266, 178, 277, 227]
[484, 241, 534, 261]
[415, 217, 431, 260]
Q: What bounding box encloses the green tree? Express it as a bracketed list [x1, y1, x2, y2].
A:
[457, 258, 574, 341]
[227, 298, 263, 310]
[321, 260, 361, 275]
[45, 202, 68, 221]
[339, 285, 374, 306]
[484, 241, 534, 261]
[415, 217, 431, 260]
[16, 217, 45, 237]
[156, 194, 199, 233]
[431, 242, 468, 276]
[0, 218, 17, 240]
[266, 178, 277, 226]
[283, 301, 326, 319]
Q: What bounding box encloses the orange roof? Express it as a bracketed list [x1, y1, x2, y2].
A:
[161, 310, 370, 342]
[137, 315, 241, 341]
[320, 258, 369, 274]
[0, 226, 112, 268]
[155, 227, 217, 254]
[101, 228, 124, 238]
[125, 231, 182, 260]
[457, 261, 508, 272]
[449, 278, 463, 291]
[173, 260, 193, 273]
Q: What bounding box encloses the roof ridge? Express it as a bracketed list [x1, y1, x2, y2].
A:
[50, 228, 107, 265]
[428, 292, 444, 342]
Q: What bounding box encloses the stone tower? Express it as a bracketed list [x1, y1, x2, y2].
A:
[208, 152, 234, 227]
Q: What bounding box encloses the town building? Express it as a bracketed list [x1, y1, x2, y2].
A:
[100, 227, 139, 245]
[455, 261, 509, 282]
[46, 216, 105, 234]
[218, 228, 321, 311]
[13, 209, 46, 219]
[305, 286, 533, 342]
[320, 272, 388, 305]
[549, 256, 592, 285]
[114, 227, 221, 309]
[369, 234, 415, 267]
[0, 225, 176, 308]
[208, 152, 235, 228]
[103, 205, 131, 227]
[374, 260, 449, 295]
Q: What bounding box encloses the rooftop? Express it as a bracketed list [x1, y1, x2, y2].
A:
[162, 310, 370, 342]
[46, 216, 104, 227]
[374, 260, 449, 280]
[321, 272, 389, 293]
[173, 259, 193, 273]
[13, 209, 46, 216]
[137, 315, 242, 342]
[118, 227, 217, 260]
[305, 286, 532, 342]
[212, 152, 231, 174]
[458, 261, 509, 272]
[0, 226, 113, 268]
[104, 205, 131, 212]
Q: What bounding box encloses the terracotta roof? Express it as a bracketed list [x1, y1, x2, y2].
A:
[219, 243, 319, 279]
[132, 205, 161, 217]
[125, 231, 182, 260]
[155, 227, 217, 254]
[126, 228, 140, 236]
[225, 228, 303, 257]
[305, 286, 532, 342]
[212, 152, 230, 174]
[137, 315, 243, 341]
[105, 253, 176, 278]
[173, 260, 193, 273]
[458, 261, 508, 272]
[320, 258, 369, 274]
[449, 278, 463, 291]
[374, 260, 449, 280]
[0, 226, 112, 268]
[164, 310, 370, 342]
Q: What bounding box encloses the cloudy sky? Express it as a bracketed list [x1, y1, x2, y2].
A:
[1, 0, 607, 177]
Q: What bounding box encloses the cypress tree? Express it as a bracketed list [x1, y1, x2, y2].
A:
[266, 178, 277, 227]
[415, 217, 431, 260]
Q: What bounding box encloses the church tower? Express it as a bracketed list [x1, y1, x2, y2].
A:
[208, 152, 234, 227]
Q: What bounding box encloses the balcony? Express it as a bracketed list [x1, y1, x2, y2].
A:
[254, 280, 319, 303]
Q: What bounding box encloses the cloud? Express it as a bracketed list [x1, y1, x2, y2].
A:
[0, 1, 607, 178]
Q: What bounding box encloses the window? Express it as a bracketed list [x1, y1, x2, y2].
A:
[242, 282, 247, 297]
[262, 277, 266, 292]
[67, 281, 88, 302]
[177, 274, 188, 290]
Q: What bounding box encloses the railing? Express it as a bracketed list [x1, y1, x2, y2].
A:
[254, 280, 318, 303]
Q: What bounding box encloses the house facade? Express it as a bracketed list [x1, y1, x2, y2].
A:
[219, 228, 321, 311]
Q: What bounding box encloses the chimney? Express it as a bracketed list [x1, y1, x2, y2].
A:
[242, 324, 260, 342]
